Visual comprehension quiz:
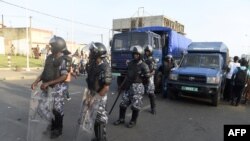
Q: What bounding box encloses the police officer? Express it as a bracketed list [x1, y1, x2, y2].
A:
[114, 45, 150, 128]
[162, 54, 176, 98]
[144, 45, 157, 114]
[31, 35, 72, 139]
[86, 42, 112, 141]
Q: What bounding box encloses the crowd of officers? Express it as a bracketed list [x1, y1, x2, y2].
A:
[30, 35, 249, 141]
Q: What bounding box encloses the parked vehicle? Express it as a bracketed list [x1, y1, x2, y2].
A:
[111, 26, 191, 88]
[167, 42, 229, 106]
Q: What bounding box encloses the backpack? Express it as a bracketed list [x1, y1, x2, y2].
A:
[234, 68, 248, 86]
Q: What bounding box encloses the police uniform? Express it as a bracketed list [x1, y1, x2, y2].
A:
[144, 54, 157, 114]
[34, 36, 72, 139]
[114, 45, 150, 128]
[86, 42, 112, 141]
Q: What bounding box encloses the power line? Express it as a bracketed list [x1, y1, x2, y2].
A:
[0, 0, 110, 30]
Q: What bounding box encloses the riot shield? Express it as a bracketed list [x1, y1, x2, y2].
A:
[75, 88, 100, 141]
[27, 86, 54, 141]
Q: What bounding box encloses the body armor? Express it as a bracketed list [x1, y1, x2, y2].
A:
[41, 54, 71, 84]
[126, 60, 150, 84]
[144, 56, 157, 73]
[87, 61, 112, 93]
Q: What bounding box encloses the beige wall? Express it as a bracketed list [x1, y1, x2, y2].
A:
[0, 28, 52, 55]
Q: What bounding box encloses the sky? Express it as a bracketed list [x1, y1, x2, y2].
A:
[0, 0, 250, 57]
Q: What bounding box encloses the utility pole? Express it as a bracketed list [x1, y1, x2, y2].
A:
[1, 14, 4, 28]
[101, 34, 103, 43]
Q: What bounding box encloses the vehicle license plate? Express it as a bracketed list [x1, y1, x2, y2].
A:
[181, 86, 198, 92]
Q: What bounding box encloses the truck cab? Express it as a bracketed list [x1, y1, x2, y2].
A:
[111, 31, 162, 86]
[167, 42, 229, 106]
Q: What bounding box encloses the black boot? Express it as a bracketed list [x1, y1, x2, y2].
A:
[127, 110, 139, 128]
[50, 110, 63, 139]
[149, 94, 156, 115]
[114, 107, 126, 125]
[50, 129, 62, 139]
[93, 122, 107, 141]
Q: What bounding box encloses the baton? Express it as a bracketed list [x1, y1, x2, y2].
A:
[108, 77, 127, 115]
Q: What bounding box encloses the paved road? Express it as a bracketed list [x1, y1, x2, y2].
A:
[0, 76, 249, 141]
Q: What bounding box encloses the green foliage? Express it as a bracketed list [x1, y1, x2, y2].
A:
[0, 54, 44, 68]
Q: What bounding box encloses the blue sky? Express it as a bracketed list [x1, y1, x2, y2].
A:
[0, 0, 250, 57]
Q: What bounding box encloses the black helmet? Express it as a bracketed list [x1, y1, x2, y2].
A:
[130, 45, 143, 55]
[144, 45, 153, 53]
[49, 35, 67, 54]
[89, 42, 107, 59]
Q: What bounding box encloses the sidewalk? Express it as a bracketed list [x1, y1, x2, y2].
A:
[0, 67, 42, 81]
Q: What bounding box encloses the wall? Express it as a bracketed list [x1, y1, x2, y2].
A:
[0, 36, 4, 54]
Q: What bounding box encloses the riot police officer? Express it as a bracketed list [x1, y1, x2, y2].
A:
[114, 45, 150, 128]
[144, 45, 157, 114]
[163, 54, 176, 98]
[31, 35, 72, 139]
[86, 42, 112, 141]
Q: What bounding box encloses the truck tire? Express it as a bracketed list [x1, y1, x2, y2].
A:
[211, 88, 221, 106]
[168, 89, 178, 100]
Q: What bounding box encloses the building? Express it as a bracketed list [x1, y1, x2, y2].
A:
[0, 27, 80, 56]
[113, 15, 185, 34]
[0, 27, 53, 56]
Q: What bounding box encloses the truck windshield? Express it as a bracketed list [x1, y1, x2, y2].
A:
[112, 32, 148, 51]
[181, 54, 220, 69]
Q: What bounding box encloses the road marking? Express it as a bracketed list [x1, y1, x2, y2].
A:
[70, 92, 82, 95]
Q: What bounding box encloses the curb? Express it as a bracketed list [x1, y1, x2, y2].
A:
[0, 67, 43, 71]
[0, 75, 38, 81]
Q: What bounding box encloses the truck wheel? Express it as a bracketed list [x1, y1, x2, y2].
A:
[117, 76, 124, 87]
[168, 89, 178, 100]
[211, 90, 220, 106]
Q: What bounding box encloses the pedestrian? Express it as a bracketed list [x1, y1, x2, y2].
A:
[114, 45, 150, 128]
[72, 54, 80, 76]
[144, 45, 157, 114]
[242, 76, 250, 104]
[224, 56, 240, 101]
[231, 58, 250, 106]
[31, 35, 72, 139]
[10, 44, 15, 56]
[85, 42, 112, 141]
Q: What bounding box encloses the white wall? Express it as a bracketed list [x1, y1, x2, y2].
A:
[0, 37, 5, 54]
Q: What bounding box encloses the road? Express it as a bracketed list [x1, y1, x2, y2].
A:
[0, 76, 249, 141]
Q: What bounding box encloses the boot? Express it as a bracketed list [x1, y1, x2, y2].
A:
[114, 107, 126, 125]
[50, 129, 62, 139]
[151, 108, 156, 115]
[149, 94, 156, 115]
[93, 123, 107, 141]
[127, 110, 139, 128]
